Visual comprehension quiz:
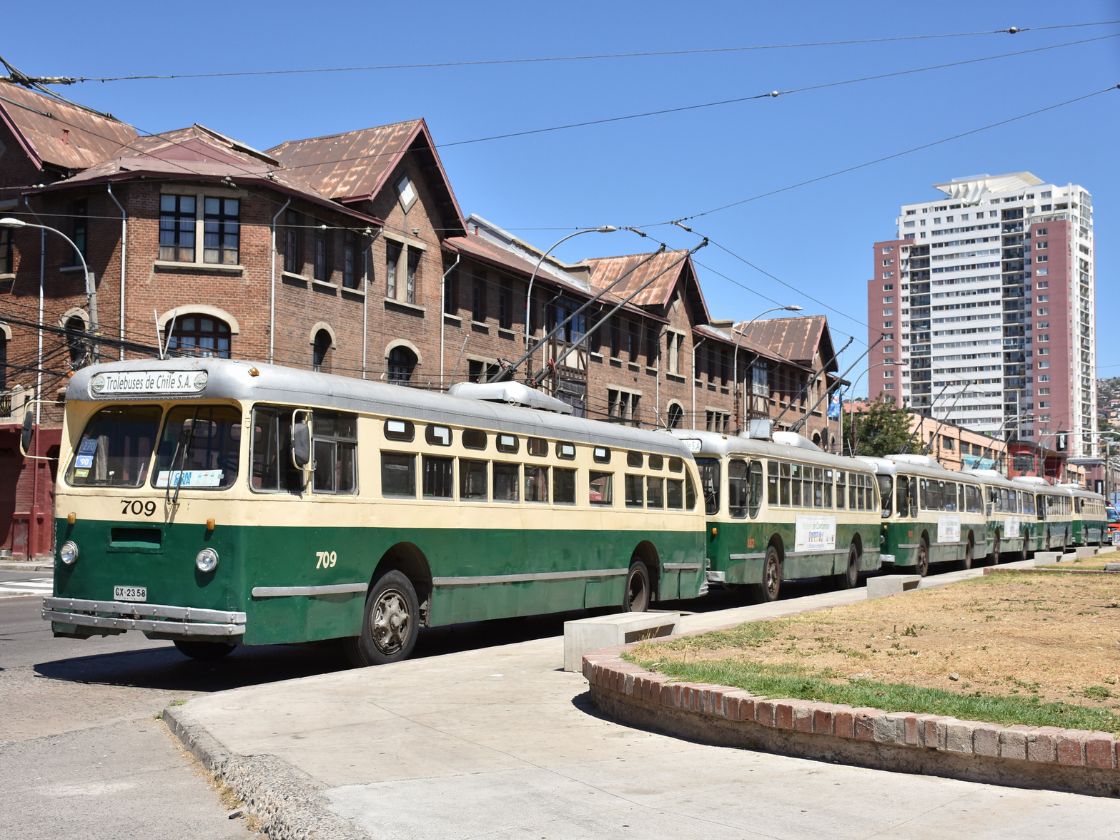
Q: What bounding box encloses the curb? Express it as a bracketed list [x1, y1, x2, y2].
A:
[985, 566, 1120, 576]
[583, 651, 1120, 798]
[0, 561, 53, 572]
[163, 703, 370, 840]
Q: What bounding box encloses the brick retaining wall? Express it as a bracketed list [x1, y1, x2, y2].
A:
[584, 650, 1120, 797]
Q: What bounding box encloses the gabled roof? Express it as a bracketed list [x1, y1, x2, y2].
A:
[693, 323, 808, 370]
[741, 315, 837, 373]
[38, 124, 380, 225]
[0, 81, 137, 172]
[269, 118, 465, 235]
[583, 250, 712, 322]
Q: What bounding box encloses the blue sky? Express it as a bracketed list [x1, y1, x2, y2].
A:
[6, 1, 1118, 386]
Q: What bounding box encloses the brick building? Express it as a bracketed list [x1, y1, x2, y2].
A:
[0, 81, 840, 558]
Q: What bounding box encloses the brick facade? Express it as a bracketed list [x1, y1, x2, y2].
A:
[0, 85, 841, 558]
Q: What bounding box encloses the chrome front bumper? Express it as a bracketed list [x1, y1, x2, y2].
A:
[43, 596, 246, 638]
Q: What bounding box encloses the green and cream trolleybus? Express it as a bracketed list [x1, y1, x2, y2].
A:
[1059, 483, 1107, 547]
[1012, 477, 1073, 552]
[43, 359, 707, 665]
[858, 454, 989, 576]
[671, 426, 882, 602]
[963, 468, 1034, 564]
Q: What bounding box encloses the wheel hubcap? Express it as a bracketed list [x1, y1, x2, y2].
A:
[372, 589, 410, 654]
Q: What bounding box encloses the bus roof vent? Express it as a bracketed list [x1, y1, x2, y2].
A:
[743, 419, 772, 440]
[888, 454, 941, 469]
[447, 381, 573, 414]
[1013, 476, 1051, 486]
[771, 430, 822, 451]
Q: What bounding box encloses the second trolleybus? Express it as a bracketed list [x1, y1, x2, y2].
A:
[671, 427, 882, 602]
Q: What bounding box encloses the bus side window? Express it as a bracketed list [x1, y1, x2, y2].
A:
[554, 468, 576, 504]
[313, 411, 358, 494]
[625, 474, 645, 508]
[685, 471, 697, 510]
[459, 459, 488, 500]
[728, 458, 748, 519]
[767, 461, 778, 506]
[251, 406, 301, 493]
[646, 476, 664, 509]
[589, 471, 613, 505]
[381, 452, 415, 497]
[666, 478, 684, 509]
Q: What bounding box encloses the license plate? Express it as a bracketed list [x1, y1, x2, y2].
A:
[114, 585, 147, 603]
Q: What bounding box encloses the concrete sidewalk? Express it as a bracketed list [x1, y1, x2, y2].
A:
[168, 563, 1120, 840]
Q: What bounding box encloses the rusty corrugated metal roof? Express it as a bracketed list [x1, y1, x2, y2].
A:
[445, 233, 655, 319]
[43, 125, 379, 224]
[583, 250, 693, 309]
[268, 119, 421, 200]
[0, 81, 137, 171]
[741, 315, 833, 370]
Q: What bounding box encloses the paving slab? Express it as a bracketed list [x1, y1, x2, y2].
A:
[172, 560, 1120, 839]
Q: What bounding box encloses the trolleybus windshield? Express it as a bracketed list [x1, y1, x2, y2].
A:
[65, 405, 162, 487]
[152, 405, 242, 490]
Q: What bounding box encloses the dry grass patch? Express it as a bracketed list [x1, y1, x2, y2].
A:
[1037, 554, 1120, 571]
[629, 571, 1120, 733]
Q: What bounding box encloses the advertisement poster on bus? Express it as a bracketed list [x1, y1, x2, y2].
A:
[1003, 517, 1021, 539]
[937, 514, 961, 543]
[795, 515, 836, 553]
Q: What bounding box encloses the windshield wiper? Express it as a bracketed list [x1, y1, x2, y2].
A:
[165, 415, 198, 508]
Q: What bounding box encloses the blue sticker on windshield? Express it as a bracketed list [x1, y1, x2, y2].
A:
[78, 439, 98, 456]
[75, 454, 94, 469]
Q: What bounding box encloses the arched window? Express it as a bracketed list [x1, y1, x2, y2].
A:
[64, 315, 89, 369]
[387, 345, 417, 383]
[167, 315, 231, 358]
[666, 402, 684, 429]
[312, 329, 332, 373]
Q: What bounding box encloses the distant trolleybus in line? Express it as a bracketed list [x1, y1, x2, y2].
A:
[670, 427, 882, 602]
[43, 359, 707, 665]
[857, 454, 989, 576]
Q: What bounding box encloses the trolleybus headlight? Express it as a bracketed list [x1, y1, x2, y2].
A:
[59, 540, 80, 566]
[195, 548, 219, 573]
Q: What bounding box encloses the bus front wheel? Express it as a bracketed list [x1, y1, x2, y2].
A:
[173, 640, 236, 661]
[624, 561, 651, 612]
[346, 570, 420, 667]
[754, 546, 782, 603]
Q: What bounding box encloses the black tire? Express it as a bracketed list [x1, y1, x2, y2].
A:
[344, 570, 420, 667]
[624, 561, 651, 613]
[836, 542, 860, 590]
[958, 538, 973, 571]
[754, 545, 782, 603]
[173, 640, 236, 661]
[916, 538, 930, 577]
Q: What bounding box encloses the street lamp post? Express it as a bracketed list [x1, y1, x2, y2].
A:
[522, 226, 617, 378]
[0, 217, 99, 427]
[730, 305, 802, 433]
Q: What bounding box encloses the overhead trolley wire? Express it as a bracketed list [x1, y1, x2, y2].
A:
[35, 20, 1120, 83]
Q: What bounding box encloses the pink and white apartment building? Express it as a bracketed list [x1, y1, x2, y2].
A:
[867, 172, 1097, 458]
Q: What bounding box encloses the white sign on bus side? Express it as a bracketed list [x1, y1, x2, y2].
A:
[795, 515, 836, 553]
[938, 515, 961, 543]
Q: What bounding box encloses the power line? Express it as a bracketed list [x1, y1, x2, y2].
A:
[665, 82, 1120, 225]
[28, 20, 1119, 84]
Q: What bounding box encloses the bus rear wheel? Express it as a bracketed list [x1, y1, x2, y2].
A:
[345, 570, 420, 667]
[624, 561, 651, 612]
[754, 546, 782, 603]
[173, 640, 236, 661]
[916, 539, 930, 577]
[836, 543, 860, 590]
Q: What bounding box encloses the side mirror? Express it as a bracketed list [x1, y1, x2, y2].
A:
[291, 411, 313, 471]
[20, 412, 34, 456]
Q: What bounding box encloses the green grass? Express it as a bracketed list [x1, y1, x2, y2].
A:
[625, 623, 1120, 735]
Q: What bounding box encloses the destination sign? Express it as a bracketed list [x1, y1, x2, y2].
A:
[89, 370, 208, 397]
